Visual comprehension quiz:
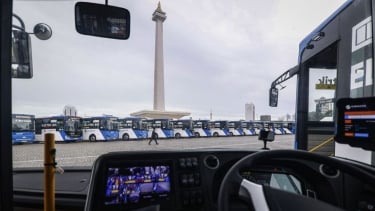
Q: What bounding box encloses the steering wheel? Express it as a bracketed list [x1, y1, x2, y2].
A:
[218, 149, 375, 211]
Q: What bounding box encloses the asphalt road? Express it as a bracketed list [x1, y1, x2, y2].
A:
[13, 135, 295, 168]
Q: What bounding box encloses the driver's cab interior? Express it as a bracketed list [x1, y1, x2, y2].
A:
[3, 0, 375, 211]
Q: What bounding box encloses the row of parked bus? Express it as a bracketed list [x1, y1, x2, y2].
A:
[11, 114, 295, 144]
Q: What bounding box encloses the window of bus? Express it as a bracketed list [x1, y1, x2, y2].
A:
[308, 68, 336, 122]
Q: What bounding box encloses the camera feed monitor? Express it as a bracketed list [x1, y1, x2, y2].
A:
[105, 165, 171, 206]
[335, 97, 375, 150]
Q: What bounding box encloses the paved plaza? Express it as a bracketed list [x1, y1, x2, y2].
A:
[13, 135, 295, 168]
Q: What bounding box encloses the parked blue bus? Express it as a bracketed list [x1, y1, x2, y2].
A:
[81, 116, 119, 141]
[209, 120, 229, 137]
[241, 121, 256, 136]
[35, 116, 82, 142]
[171, 119, 194, 138]
[12, 114, 35, 144]
[145, 118, 174, 139]
[192, 120, 211, 137]
[118, 117, 148, 140]
[228, 121, 244, 136]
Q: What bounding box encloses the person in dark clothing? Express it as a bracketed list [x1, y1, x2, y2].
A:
[149, 127, 159, 145]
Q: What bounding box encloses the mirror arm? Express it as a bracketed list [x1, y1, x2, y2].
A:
[12, 14, 25, 30]
[12, 25, 25, 32]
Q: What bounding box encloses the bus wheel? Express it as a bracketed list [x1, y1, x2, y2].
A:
[229, 132, 234, 136]
[89, 134, 96, 142]
[213, 132, 219, 137]
[194, 132, 200, 138]
[122, 134, 130, 141]
[175, 133, 181, 139]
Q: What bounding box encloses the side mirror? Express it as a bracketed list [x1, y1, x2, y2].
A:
[269, 87, 278, 107]
[11, 30, 32, 78]
[75, 2, 130, 40]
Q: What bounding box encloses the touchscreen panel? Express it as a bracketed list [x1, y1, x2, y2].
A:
[335, 97, 375, 150]
[105, 165, 171, 205]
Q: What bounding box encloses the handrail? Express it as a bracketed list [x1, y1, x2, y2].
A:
[309, 136, 334, 152]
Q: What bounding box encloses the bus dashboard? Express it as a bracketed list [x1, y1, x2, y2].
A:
[13, 148, 375, 211]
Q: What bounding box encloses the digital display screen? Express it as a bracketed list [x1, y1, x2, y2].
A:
[336, 97, 375, 150]
[105, 165, 171, 205]
[342, 110, 375, 139]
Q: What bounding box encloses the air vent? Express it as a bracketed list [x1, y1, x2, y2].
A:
[319, 164, 340, 178]
[203, 155, 220, 170]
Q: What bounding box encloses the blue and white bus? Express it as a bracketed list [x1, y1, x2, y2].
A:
[81, 116, 119, 141]
[118, 117, 148, 140]
[171, 119, 194, 138]
[286, 122, 296, 134]
[275, 122, 293, 134]
[241, 121, 256, 136]
[209, 120, 229, 137]
[145, 118, 174, 139]
[192, 120, 211, 137]
[252, 121, 264, 135]
[35, 116, 82, 142]
[228, 121, 244, 136]
[268, 122, 284, 135]
[12, 114, 35, 144]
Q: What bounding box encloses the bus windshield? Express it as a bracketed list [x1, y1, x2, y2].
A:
[11, 0, 347, 169]
[12, 115, 34, 132]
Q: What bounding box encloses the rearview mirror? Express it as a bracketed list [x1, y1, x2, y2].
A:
[269, 87, 278, 107]
[75, 2, 130, 40]
[11, 30, 32, 78]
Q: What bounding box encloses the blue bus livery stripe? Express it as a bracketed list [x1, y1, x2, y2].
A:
[204, 129, 211, 136]
[101, 130, 119, 140]
[12, 132, 35, 143]
[60, 131, 82, 141]
[162, 129, 174, 138]
[134, 130, 148, 139]
[186, 129, 193, 137]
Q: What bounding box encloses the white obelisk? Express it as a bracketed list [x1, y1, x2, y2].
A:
[130, 2, 190, 119]
[152, 2, 166, 111]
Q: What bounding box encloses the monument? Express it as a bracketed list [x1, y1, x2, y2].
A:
[131, 2, 190, 119]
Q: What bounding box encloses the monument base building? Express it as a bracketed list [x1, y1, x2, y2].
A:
[130, 110, 190, 119]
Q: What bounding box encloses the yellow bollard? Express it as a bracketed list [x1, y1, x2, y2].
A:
[44, 133, 56, 211]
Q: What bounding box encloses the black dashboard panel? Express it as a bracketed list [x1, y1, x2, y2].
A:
[85, 149, 256, 211]
[12, 149, 375, 211]
[13, 167, 91, 210]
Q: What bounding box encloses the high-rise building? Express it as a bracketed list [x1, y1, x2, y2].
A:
[245, 103, 255, 121]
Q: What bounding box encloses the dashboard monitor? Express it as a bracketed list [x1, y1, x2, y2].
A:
[105, 165, 171, 206]
[335, 97, 375, 150]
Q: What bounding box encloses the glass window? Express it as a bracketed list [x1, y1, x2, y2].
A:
[308, 68, 336, 121]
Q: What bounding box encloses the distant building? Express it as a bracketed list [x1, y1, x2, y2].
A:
[315, 97, 333, 113]
[260, 115, 271, 121]
[245, 103, 255, 121]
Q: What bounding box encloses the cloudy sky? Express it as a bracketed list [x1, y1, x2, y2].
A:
[12, 0, 347, 120]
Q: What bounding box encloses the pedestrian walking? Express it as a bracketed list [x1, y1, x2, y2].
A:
[149, 127, 159, 145]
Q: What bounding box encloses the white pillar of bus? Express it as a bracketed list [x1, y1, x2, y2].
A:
[152, 2, 166, 111]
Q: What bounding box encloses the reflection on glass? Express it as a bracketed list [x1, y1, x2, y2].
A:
[308, 68, 336, 121]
